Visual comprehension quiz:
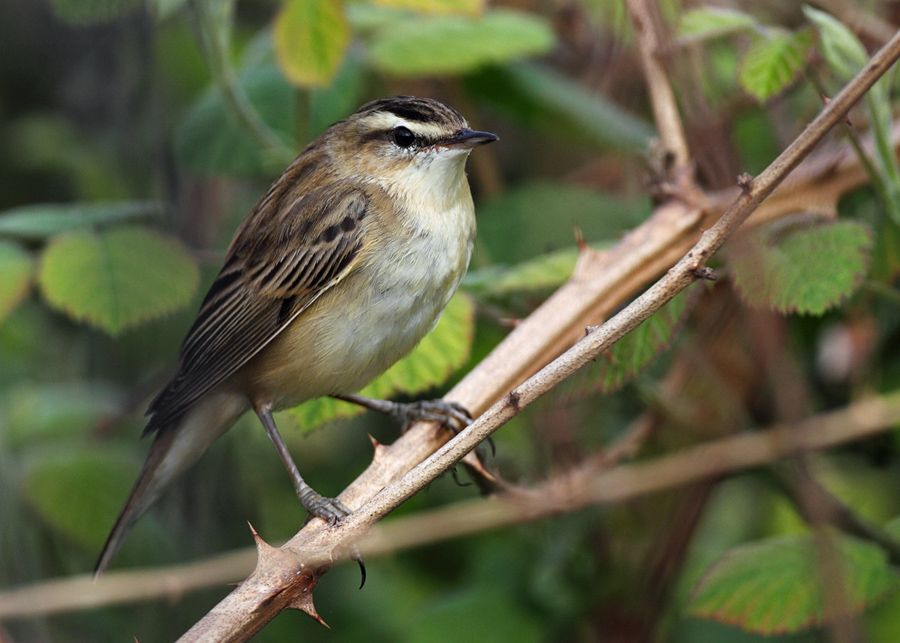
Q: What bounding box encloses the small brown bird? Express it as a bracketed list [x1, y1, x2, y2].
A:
[95, 96, 497, 574]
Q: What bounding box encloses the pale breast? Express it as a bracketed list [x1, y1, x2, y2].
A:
[250, 192, 475, 409]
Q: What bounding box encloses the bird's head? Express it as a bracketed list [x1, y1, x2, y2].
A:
[326, 96, 498, 192]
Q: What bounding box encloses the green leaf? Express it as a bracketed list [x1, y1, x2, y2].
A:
[284, 293, 475, 431]
[275, 0, 349, 87]
[369, 9, 554, 77]
[597, 288, 694, 393]
[49, 0, 142, 25]
[38, 226, 199, 335]
[678, 7, 756, 43]
[730, 220, 872, 315]
[0, 202, 166, 241]
[739, 29, 813, 101]
[23, 449, 137, 549]
[464, 246, 581, 298]
[0, 242, 34, 322]
[466, 63, 653, 153]
[689, 534, 897, 634]
[374, 0, 484, 15]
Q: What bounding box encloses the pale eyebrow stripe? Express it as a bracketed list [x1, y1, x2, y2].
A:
[360, 112, 450, 140]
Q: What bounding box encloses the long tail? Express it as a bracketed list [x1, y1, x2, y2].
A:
[94, 393, 246, 576]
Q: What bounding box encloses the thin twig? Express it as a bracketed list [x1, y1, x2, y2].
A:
[178, 30, 900, 642]
[0, 550, 255, 619]
[626, 0, 692, 171]
[807, 69, 890, 210]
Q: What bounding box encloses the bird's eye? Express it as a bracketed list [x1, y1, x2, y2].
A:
[392, 126, 415, 148]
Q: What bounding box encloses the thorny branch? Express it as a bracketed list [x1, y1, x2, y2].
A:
[173, 29, 900, 643]
[5, 390, 900, 619]
[0, 393, 900, 618]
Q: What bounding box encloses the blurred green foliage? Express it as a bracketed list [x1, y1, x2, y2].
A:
[1, 0, 899, 641]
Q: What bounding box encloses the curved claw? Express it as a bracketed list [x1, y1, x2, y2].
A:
[350, 546, 367, 589]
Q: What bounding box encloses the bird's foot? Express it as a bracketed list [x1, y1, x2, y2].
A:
[392, 399, 473, 433]
[300, 490, 352, 525]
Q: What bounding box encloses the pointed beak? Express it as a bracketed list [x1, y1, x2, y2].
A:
[445, 128, 499, 148]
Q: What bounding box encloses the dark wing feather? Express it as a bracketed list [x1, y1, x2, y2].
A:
[144, 184, 369, 433]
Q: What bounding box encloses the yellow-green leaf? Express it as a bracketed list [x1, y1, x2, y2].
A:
[38, 226, 199, 335]
[284, 293, 475, 431]
[690, 534, 897, 634]
[374, 0, 484, 16]
[0, 241, 34, 322]
[275, 0, 350, 87]
[369, 9, 554, 77]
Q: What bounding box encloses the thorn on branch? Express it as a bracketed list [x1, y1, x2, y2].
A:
[368, 433, 388, 462]
[737, 172, 754, 193]
[288, 587, 329, 628]
[507, 390, 521, 412]
[692, 266, 718, 281]
[574, 225, 587, 252]
[819, 94, 854, 126]
[250, 528, 276, 565]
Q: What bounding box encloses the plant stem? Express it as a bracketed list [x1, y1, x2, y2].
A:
[191, 0, 294, 167]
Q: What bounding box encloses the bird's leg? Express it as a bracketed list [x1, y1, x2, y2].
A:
[255, 404, 351, 524]
[332, 393, 473, 433]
